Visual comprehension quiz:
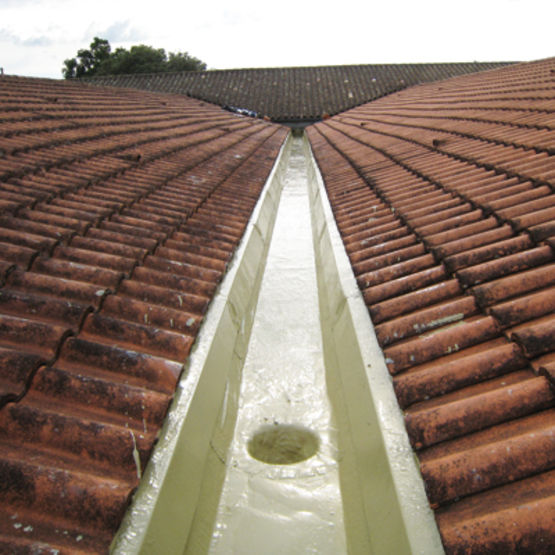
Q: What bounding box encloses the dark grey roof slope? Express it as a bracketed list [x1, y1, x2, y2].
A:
[87, 63, 515, 122]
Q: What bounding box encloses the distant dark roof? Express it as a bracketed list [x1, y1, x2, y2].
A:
[86, 63, 516, 122]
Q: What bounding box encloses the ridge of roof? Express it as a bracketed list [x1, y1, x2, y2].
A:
[86, 60, 519, 76]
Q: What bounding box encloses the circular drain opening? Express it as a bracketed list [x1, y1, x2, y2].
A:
[248, 425, 319, 465]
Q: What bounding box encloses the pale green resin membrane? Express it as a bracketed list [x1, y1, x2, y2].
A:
[110, 132, 444, 555]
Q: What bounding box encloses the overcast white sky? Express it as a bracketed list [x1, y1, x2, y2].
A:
[0, 0, 553, 79]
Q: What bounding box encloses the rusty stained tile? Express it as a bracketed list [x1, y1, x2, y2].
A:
[31, 257, 124, 290]
[99, 218, 166, 243]
[0, 241, 37, 270]
[131, 266, 216, 300]
[435, 470, 555, 554]
[511, 313, 555, 359]
[430, 224, 515, 259]
[32, 201, 103, 225]
[352, 243, 426, 276]
[142, 254, 220, 285]
[471, 263, 555, 307]
[16, 207, 91, 234]
[405, 202, 473, 229]
[413, 209, 485, 239]
[393, 338, 528, 409]
[0, 442, 133, 542]
[0, 349, 43, 404]
[358, 252, 436, 289]
[363, 264, 447, 305]
[342, 223, 412, 250]
[424, 217, 500, 248]
[0, 313, 70, 361]
[118, 279, 209, 315]
[76, 230, 155, 257]
[56, 337, 182, 394]
[102, 295, 201, 336]
[470, 179, 536, 207]
[163, 236, 232, 263]
[490, 186, 555, 217]
[456, 245, 554, 288]
[33, 364, 171, 427]
[529, 219, 555, 243]
[488, 286, 555, 328]
[109, 213, 173, 237]
[384, 315, 500, 374]
[47, 197, 114, 220]
[80, 312, 193, 363]
[334, 202, 391, 229]
[171, 228, 235, 251]
[369, 278, 462, 324]
[511, 205, 555, 234]
[0, 392, 155, 477]
[0, 517, 106, 554]
[419, 409, 555, 506]
[347, 233, 417, 264]
[341, 211, 398, 238]
[394, 192, 458, 216]
[5, 269, 109, 309]
[375, 295, 478, 347]
[405, 372, 554, 449]
[0, 288, 88, 331]
[443, 233, 533, 273]
[0, 225, 58, 255]
[154, 245, 228, 273]
[53, 245, 137, 275]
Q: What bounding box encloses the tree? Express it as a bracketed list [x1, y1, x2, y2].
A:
[62, 37, 111, 78]
[62, 37, 206, 79]
[166, 51, 207, 72]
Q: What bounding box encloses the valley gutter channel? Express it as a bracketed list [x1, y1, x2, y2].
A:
[111, 131, 444, 555]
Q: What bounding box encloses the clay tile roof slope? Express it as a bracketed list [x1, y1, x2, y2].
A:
[0, 75, 288, 553]
[307, 56, 555, 554]
[86, 62, 515, 122]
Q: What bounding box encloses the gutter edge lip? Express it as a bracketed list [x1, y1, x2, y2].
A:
[304, 134, 445, 555]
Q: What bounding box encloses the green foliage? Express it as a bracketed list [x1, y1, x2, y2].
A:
[166, 51, 207, 72]
[62, 37, 206, 79]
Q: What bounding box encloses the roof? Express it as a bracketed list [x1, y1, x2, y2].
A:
[86, 63, 515, 122]
[0, 57, 554, 553]
[0, 74, 287, 553]
[307, 56, 555, 553]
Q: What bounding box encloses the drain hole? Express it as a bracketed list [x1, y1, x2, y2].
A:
[248, 424, 319, 465]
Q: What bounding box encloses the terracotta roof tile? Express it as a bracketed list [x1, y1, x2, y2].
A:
[420, 409, 554, 505]
[471, 263, 555, 307]
[405, 373, 554, 449]
[436, 471, 555, 554]
[1, 57, 553, 554]
[309, 57, 555, 553]
[455, 244, 553, 287]
[0, 74, 287, 552]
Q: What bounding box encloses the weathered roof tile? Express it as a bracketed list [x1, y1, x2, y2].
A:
[0, 74, 287, 552]
[308, 57, 555, 552]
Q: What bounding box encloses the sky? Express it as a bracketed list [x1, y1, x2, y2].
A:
[0, 0, 553, 79]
